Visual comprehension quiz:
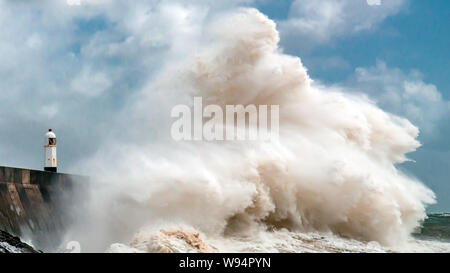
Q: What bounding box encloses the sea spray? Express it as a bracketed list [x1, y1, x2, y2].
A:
[65, 8, 436, 252]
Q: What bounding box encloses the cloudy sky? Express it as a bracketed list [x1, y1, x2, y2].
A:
[0, 0, 448, 212]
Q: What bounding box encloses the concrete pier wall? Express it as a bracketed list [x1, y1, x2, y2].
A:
[0, 166, 86, 248]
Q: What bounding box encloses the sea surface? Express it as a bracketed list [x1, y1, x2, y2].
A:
[414, 213, 450, 243]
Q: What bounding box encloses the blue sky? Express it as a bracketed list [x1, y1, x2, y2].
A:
[293, 0, 450, 94]
[0, 0, 448, 211]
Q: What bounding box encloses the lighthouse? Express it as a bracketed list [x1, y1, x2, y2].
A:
[44, 129, 57, 172]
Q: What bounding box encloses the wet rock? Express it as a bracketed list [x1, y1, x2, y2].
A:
[0, 230, 39, 253]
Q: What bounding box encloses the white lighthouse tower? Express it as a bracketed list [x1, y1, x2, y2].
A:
[44, 129, 57, 172]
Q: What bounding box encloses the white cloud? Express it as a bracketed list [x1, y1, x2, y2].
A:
[67, 0, 82, 6]
[26, 33, 43, 49]
[40, 104, 60, 119]
[70, 67, 112, 97]
[367, 0, 381, 6]
[278, 0, 407, 50]
[347, 61, 449, 137]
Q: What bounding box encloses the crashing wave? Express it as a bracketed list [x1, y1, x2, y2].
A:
[66, 9, 437, 253]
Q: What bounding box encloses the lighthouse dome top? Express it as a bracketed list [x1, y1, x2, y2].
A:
[45, 129, 56, 139]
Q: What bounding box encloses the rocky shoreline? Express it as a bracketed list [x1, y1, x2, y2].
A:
[0, 230, 39, 253]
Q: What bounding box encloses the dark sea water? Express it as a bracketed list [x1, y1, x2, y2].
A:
[413, 214, 450, 243]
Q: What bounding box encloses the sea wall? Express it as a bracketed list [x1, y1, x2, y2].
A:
[0, 166, 86, 248]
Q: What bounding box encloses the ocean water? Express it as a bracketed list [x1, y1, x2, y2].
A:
[414, 214, 450, 243]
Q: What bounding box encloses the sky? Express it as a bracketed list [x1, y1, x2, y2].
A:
[0, 0, 448, 212]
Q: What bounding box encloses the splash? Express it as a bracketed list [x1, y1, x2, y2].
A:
[66, 8, 437, 252]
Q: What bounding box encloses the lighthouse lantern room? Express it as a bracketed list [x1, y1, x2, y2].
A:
[44, 129, 57, 172]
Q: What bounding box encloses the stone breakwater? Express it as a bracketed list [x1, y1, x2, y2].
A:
[0, 166, 86, 249]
